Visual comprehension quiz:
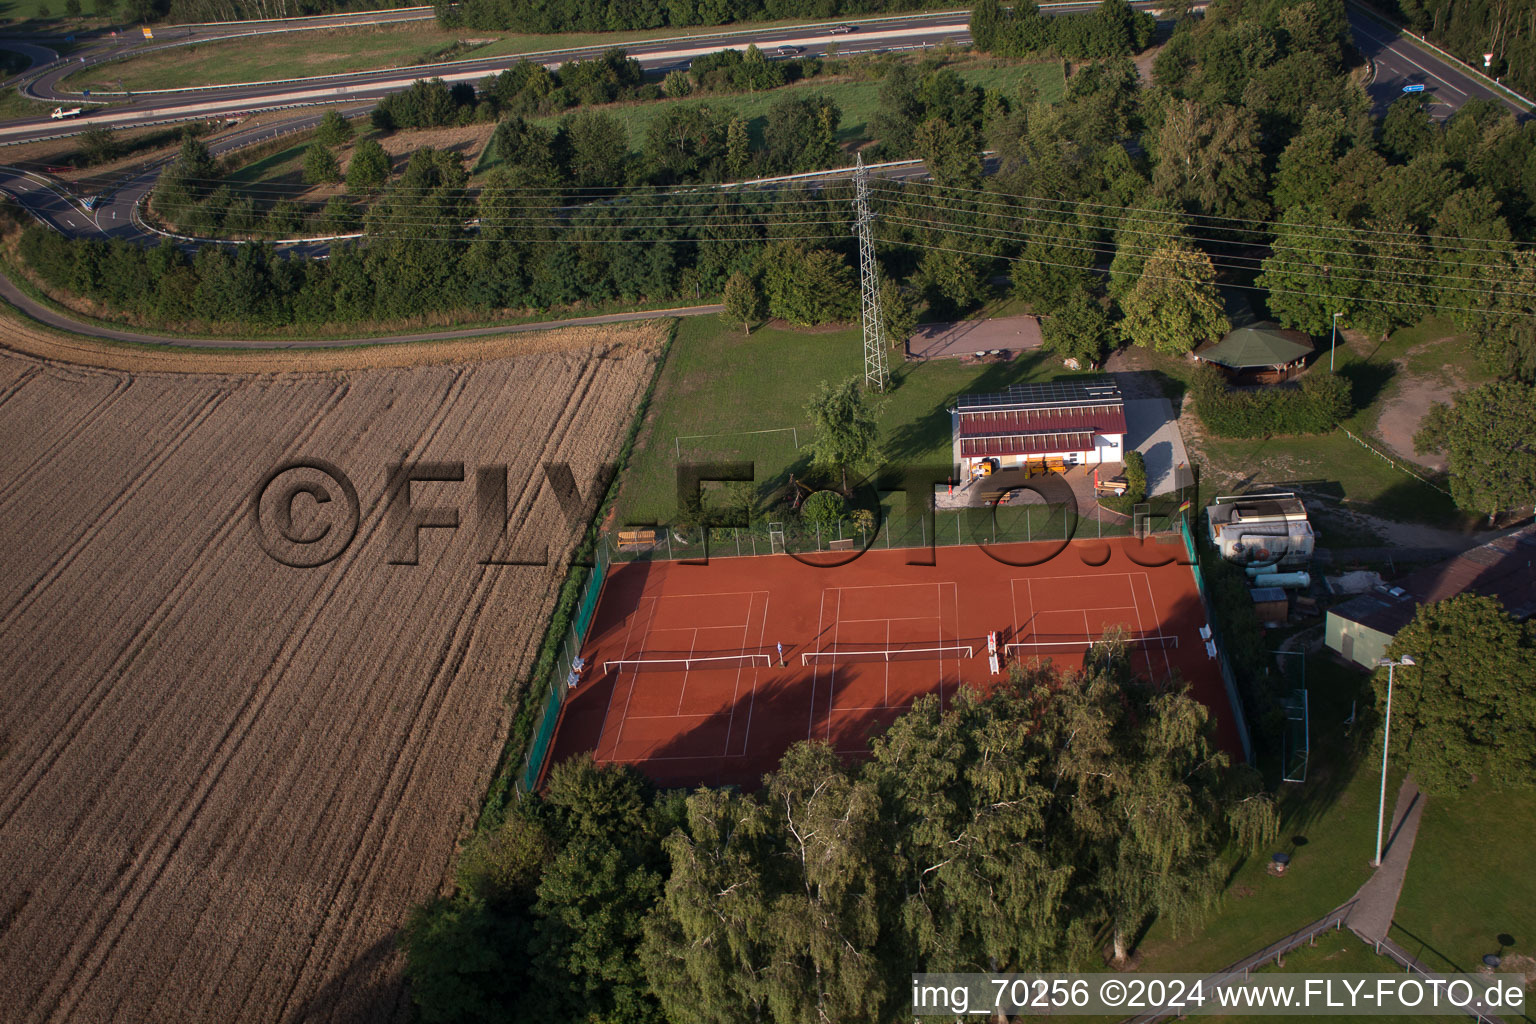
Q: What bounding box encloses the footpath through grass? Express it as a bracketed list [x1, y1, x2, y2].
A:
[615, 315, 1091, 524]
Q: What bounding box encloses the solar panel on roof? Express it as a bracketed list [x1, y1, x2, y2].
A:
[955, 378, 1122, 412]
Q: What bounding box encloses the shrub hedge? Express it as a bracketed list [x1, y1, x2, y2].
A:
[1190, 364, 1352, 438]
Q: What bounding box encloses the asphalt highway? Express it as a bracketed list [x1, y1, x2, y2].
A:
[1346, 4, 1531, 120]
[3, 9, 993, 148]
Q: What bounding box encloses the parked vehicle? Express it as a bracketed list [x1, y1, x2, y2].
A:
[50, 107, 82, 120]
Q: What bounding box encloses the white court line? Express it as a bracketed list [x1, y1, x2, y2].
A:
[839, 614, 944, 623]
[808, 588, 831, 741]
[599, 595, 659, 762]
[673, 626, 702, 716]
[828, 588, 844, 742]
[1126, 577, 1160, 682]
[725, 590, 771, 758]
[1137, 571, 1176, 681]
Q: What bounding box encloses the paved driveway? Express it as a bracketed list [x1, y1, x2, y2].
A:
[907, 315, 1043, 360]
[1124, 398, 1191, 497]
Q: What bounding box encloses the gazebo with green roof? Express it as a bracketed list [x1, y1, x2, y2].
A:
[1195, 322, 1315, 383]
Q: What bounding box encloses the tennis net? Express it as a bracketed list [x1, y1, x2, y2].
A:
[1005, 634, 1179, 655]
[801, 644, 975, 666]
[604, 652, 775, 673]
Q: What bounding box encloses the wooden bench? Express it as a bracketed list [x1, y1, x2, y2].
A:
[828, 538, 855, 551]
[617, 528, 660, 552]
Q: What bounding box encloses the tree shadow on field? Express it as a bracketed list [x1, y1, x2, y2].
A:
[1337, 359, 1396, 412]
[283, 933, 405, 1024]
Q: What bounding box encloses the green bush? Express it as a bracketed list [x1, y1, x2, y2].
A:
[1101, 448, 1146, 514]
[1191, 364, 1353, 438]
[800, 490, 846, 531]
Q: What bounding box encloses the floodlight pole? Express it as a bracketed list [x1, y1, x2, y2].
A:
[853, 153, 888, 393]
[1371, 655, 1415, 867]
[1330, 312, 1342, 373]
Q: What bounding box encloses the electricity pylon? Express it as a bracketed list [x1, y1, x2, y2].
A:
[853, 153, 888, 393]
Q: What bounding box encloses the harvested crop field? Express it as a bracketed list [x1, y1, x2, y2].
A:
[0, 320, 667, 1023]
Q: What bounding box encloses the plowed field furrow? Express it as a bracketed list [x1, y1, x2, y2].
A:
[273, 364, 602, 1018]
[0, 379, 348, 836]
[0, 359, 41, 405]
[0, 323, 665, 1024]
[0, 386, 231, 631]
[1, 382, 355, 1023]
[31, 374, 462, 1024]
[0, 369, 131, 513]
[214, 364, 579, 888]
[10, 380, 356, 858]
[39, 367, 496, 1023]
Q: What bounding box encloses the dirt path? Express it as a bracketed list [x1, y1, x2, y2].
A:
[1374, 367, 1458, 472]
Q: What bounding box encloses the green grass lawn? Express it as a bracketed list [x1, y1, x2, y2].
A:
[1199, 931, 1469, 1024]
[1392, 782, 1536, 984]
[62, 24, 500, 93]
[1134, 759, 1397, 975]
[56, 7, 979, 93]
[615, 315, 1093, 524]
[222, 138, 313, 189]
[0, 86, 53, 123]
[475, 58, 1062, 176]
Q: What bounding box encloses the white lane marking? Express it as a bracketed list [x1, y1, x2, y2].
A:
[1353, 20, 1467, 98]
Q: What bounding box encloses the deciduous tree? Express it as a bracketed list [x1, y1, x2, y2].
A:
[1380, 595, 1536, 794]
[345, 137, 390, 191]
[316, 109, 353, 147]
[1415, 380, 1536, 522]
[804, 377, 880, 494]
[720, 270, 762, 334]
[1119, 242, 1229, 355]
[1041, 288, 1114, 366]
[302, 141, 341, 185]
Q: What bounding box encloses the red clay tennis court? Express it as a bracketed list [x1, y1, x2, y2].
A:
[543, 535, 1241, 789]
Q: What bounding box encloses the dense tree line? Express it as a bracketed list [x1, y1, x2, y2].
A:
[99, 0, 394, 25]
[1381, 0, 1536, 96]
[970, 0, 1156, 59]
[26, 159, 866, 327]
[404, 646, 1278, 1023]
[439, 0, 930, 33]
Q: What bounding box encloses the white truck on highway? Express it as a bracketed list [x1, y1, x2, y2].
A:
[51, 107, 83, 120]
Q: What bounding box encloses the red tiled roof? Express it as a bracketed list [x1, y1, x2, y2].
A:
[956, 403, 1127, 439]
[961, 432, 1097, 457]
